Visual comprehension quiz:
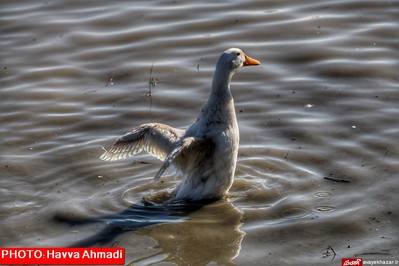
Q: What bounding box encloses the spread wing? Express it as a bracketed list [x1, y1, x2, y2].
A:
[100, 123, 185, 161]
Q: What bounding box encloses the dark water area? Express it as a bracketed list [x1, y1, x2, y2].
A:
[1, 0, 399, 265]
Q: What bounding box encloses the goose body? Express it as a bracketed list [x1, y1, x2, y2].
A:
[101, 48, 260, 201]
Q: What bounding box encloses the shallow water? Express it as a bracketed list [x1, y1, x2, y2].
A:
[1, 0, 399, 265]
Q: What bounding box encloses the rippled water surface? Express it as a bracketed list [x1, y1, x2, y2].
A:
[1, 0, 399, 265]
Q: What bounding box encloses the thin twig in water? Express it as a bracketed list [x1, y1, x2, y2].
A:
[146, 60, 155, 97]
[322, 245, 337, 261]
[146, 60, 156, 110]
[284, 150, 290, 160]
[328, 245, 337, 261]
[323, 176, 351, 183]
[328, 245, 337, 258]
[146, 60, 166, 111]
[83, 89, 98, 95]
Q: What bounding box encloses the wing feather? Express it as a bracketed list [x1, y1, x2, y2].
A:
[100, 123, 184, 161]
[153, 137, 195, 181]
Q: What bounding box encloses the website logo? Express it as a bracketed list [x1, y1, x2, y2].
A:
[342, 258, 363, 266]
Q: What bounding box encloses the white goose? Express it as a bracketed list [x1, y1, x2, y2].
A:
[101, 48, 260, 201]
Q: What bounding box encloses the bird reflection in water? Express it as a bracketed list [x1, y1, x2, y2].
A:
[54, 198, 244, 265]
[130, 198, 245, 265]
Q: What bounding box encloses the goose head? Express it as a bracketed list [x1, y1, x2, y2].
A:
[212, 48, 260, 91]
[216, 48, 261, 74]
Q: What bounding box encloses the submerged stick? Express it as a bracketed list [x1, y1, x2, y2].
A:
[323, 176, 351, 183]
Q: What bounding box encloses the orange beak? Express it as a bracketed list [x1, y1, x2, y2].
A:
[243, 54, 261, 66]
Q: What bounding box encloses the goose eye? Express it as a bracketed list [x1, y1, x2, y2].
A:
[236, 52, 241, 56]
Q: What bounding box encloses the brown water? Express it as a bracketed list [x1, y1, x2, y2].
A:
[1, 0, 399, 265]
